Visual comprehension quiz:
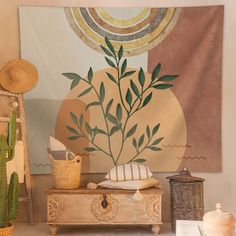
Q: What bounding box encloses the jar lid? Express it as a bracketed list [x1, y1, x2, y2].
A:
[203, 203, 235, 226]
[166, 168, 204, 183]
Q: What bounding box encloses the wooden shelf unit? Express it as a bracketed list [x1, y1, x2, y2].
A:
[0, 88, 34, 225]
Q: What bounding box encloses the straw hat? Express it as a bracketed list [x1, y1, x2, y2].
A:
[0, 59, 38, 93]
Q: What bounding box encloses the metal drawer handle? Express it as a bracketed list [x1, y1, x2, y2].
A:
[101, 194, 108, 208]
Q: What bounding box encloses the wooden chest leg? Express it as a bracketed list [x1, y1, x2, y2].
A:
[151, 224, 160, 235]
[49, 224, 58, 235]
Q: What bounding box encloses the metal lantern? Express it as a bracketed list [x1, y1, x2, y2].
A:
[167, 168, 205, 232]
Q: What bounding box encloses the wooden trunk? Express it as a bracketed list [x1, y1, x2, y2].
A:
[47, 187, 163, 235]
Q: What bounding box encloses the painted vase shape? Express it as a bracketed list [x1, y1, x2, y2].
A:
[203, 203, 235, 236]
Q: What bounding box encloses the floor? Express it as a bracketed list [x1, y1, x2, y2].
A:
[14, 223, 175, 236]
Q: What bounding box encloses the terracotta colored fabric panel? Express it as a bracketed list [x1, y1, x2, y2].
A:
[148, 6, 223, 172]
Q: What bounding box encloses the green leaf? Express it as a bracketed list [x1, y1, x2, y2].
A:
[68, 136, 80, 140]
[105, 37, 116, 56]
[118, 45, 123, 60]
[66, 125, 79, 135]
[70, 79, 80, 90]
[87, 67, 93, 83]
[107, 113, 119, 125]
[106, 99, 114, 115]
[121, 59, 127, 75]
[62, 73, 82, 90]
[116, 103, 122, 121]
[69, 112, 78, 125]
[121, 70, 136, 79]
[138, 68, 145, 87]
[132, 138, 137, 150]
[84, 147, 97, 152]
[148, 146, 162, 151]
[151, 63, 161, 82]
[93, 127, 98, 137]
[110, 125, 120, 135]
[152, 124, 160, 136]
[126, 124, 138, 139]
[86, 101, 100, 111]
[105, 57, 116, 68]
[138, 134, 145, 148]
[151, 137, 164, 146]
[79, 114, 84, 127]
[142, 92, 152, 107]
[100, 45, 113, 57]
[125, 89, 132, 107]
[130, 80, 140, 97]
[146, 125, 151, 139]
[158, 75, 178, 81]
[97, 128, 107, 135]
[133, 158, 146, 163]
[106, 72, 117, 84]
[85, 123, 92, 135]
[62, 73, 83, 81]
[152, 84, 173, 90]
[99, 82, 105, 102]
[78, 87, 92, 98]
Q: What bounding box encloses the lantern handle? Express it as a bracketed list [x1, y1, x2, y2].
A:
[179, 167, 191, 176]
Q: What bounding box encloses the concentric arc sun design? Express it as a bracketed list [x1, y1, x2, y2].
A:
[64, 7, 182, 56]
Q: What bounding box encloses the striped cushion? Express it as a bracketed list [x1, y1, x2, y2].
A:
[105, 163, 152, 181]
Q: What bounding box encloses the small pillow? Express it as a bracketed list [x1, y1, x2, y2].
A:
[105, 163, 152, 181]
[98, 177, 159, 190]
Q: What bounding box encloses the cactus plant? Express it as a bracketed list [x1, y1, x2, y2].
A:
[0, 111, 19, 228]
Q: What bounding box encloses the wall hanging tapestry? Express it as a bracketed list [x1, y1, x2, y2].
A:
[19, 5, 223, 174]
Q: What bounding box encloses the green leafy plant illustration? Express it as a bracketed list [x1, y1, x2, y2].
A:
[62, 37, 178, 165]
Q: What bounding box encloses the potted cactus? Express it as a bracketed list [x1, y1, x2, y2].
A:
[0, 111, 19, 236]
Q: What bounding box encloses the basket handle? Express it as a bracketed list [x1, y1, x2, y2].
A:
[74, 155, 82, 163]
[65, 150, 75, 160]
[65, 152, 81, 163]
[47, 148, 81, 163]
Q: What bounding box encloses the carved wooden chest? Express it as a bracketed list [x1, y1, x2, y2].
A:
[47, 187, 163, 235]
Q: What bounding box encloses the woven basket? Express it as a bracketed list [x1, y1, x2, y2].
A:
[167, 168, 204, 232]
[0, 225, 13, 236]
[49, 153, 82, 189]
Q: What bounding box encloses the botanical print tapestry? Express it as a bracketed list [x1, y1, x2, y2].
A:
[19, 6, 223, 174]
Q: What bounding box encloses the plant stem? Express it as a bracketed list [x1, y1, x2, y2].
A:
[114, 56, 132, 164]
[128, 137, 152, 163]
[130, 85, 150, 116]
[116, 59, 129, 113]
[76, 120, 112, 160]
[115, 80, 154, 164]
[79, 78, 116, 165]
[115, 115, 129, 164]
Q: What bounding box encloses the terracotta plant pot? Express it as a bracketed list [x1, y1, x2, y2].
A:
[0, 225, 13, 236]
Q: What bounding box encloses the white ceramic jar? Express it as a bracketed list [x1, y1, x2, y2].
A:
[203, 203, 235, 236]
